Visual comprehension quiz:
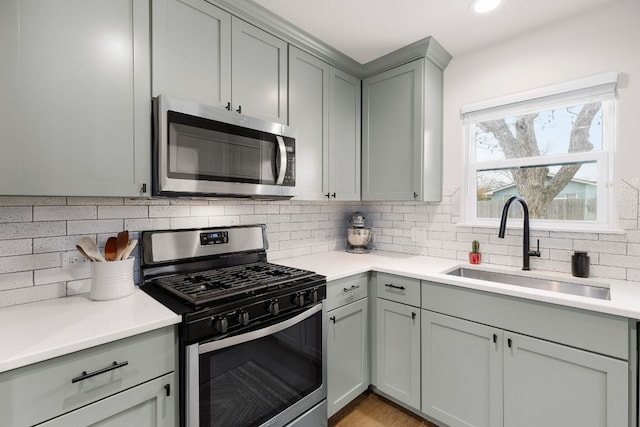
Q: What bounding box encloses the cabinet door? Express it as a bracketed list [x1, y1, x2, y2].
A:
[376, 298, 420, 410]
[503, 332, 628, 427]
[231, 17, 288, 124]
[289, 46, 329, 200]
[329, 67, 361, 201]
[422, 310, 503, 427]
[328, 298, 369, 417]
[152, 0, 231, 108]
[38, 373, 175, 427]
[0, 0, 150, 197]
[362, 60, 423, 201]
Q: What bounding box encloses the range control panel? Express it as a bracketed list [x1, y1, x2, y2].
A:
[200, 231, 229, 246]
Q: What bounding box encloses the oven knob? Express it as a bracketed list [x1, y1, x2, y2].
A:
[268, 300, 280, 316]
[213, 316, 228, 334]
[293, 293, 305, 308]
[238, 310, 250, 326]
[308, 289, 318, 303]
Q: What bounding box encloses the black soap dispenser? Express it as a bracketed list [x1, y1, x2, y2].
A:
[571, 251, 590, 278]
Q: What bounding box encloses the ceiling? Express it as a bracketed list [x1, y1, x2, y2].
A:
[253, 0, 621, 63]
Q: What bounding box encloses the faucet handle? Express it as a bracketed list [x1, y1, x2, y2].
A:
[529, 239, 541, 257]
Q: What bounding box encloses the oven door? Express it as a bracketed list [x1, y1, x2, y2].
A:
[186, 303, 327, 427]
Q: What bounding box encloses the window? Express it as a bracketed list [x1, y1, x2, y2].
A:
[462, 72, 617, 230]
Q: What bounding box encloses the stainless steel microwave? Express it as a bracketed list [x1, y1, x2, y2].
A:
[152, 95, 296, 199]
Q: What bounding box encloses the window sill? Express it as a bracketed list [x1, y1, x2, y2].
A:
[456, 221, 627, 235]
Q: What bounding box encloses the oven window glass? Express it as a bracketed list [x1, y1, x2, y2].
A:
[167, 111, 278, 185]
[199, 309, 323, 427]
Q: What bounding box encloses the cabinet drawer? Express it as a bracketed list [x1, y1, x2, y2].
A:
[0, 326, 175, 427]
[327, 273, 369, 311]
[376, 272, 420, 307]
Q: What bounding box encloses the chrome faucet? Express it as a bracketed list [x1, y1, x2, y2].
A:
[498, 196, 541, 270]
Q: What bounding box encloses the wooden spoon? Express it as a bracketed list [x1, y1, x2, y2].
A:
[120, 239, 138, 260]
[115, 230, 129, 260]
[104, 237, 118, 261]
[76, 245, 95, 262]
[77, 236, 105, 262]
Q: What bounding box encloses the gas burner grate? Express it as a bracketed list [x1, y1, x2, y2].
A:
[153, 262, 315, 306]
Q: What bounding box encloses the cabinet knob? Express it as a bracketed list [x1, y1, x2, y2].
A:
[236, 105, 242, 114]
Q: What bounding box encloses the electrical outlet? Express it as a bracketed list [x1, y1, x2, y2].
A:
[61, 252, 89, 268]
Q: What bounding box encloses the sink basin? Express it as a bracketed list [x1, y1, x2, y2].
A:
[445, 267, 610, 300]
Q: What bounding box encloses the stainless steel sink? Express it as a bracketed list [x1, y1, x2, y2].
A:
[445, 267, 610, 300]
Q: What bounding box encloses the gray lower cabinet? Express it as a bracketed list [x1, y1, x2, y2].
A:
[421, 310, 503, 427]
[326, 274, 370, 417]
[36, 373, 175, 427]
[362, 58, 443, 202]
[0, 0, 151, 197]
[421, 282, 630, 427]
[503, 331, 627, 427]
[289, 46, 360, 201]
[0, 326, 176, 427]
[327, 298, 369, 417]
[375, 298, 421, 410]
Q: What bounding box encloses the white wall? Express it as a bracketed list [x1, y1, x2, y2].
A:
[442, 0, 640, 190]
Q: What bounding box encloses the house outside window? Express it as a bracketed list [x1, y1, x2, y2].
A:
[462, 72, 617, 231]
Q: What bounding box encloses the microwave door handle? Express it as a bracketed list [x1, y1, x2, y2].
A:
[275, 135, 287, 185]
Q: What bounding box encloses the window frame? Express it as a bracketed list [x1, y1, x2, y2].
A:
[461, 73, 618, 232]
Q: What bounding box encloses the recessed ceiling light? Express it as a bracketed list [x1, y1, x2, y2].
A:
[472, 0, 502, 13]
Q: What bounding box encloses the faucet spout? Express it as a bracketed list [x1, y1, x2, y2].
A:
[498, 196, 541, 270]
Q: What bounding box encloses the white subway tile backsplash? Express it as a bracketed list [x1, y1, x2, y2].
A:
[0, 253, 60, 274]
[0, 222, 66, 240]
[0, 239, 32, 256]
[34, 206, 96, 221]
[98, 206, 148, 219]
[68, 219, 123, 235]
[0, 207, 32, 223]
[2, 179, 640, 307]
[0, 272, 33, 291]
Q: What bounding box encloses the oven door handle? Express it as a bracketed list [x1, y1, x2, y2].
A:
[198, 303, 322, 354]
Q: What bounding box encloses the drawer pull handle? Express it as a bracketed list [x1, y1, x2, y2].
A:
[385, 283, 405, 291]
[165, 384, 171, 397]
[343, 285, 360, 292]
[330, 316, 336, 323]
[411, 312, 416, 320]
[72, 361, 129, 383]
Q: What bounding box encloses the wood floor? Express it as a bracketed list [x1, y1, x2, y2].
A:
[329, 391, 439, 427]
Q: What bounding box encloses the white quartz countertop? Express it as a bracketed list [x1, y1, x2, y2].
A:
[272, 250, 640, 320]
[0, 289, 181, 373]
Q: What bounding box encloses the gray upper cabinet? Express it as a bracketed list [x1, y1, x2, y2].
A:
[362, 58, 443, 201]
[0, 0, 151, 197]
[152, 0, 231, 109]
[289, 47, 361, 201]
[231, 17, 288, 124]
[328, 67, 361, 201]
[152, 0, 288, 124]
[289, 47, 330, 200]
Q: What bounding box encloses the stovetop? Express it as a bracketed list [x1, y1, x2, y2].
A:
[152, 261, 317, 307]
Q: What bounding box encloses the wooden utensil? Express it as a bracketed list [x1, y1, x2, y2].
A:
[120, 239, 138, 260]
[116, 230, 129, 260]
[104, 237, 118, 261]
[76, 245, 95, 262]
[77, 236, 106, 262]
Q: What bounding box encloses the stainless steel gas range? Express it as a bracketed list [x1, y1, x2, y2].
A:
[140, 225, 327, 427]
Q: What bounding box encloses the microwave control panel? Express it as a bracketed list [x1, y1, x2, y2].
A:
[200, 231, 229, 246]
